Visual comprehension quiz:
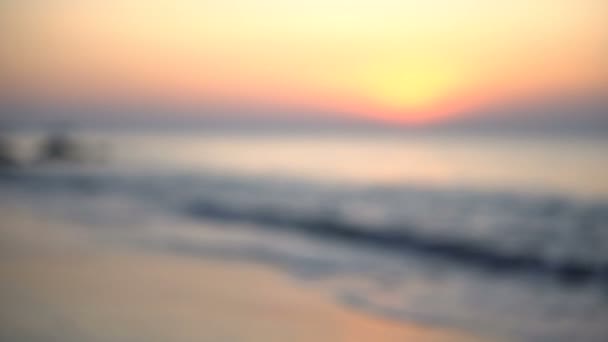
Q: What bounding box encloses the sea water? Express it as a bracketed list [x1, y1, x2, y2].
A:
[1, 128, 607, 341]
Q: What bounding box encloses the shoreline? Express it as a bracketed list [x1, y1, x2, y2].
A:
[0, 207, 482, 342]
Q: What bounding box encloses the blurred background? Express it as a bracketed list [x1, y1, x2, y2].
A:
[1, 1, 607, 341]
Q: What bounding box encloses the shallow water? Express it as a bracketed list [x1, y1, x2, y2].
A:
[1, 129, 607, 341]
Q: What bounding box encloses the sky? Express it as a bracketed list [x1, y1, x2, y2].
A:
[1, 0, 606, 126]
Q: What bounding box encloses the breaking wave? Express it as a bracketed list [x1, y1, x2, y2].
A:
[2, 168, 607, 286]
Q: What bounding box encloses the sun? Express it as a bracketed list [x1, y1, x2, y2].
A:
[354, 63, 465, 123]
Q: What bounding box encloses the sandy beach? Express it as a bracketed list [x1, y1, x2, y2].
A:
[0, 207, 481, 342]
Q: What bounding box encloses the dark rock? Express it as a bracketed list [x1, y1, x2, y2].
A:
[0, 137, 18, 167]
[38, 133, 82, 163]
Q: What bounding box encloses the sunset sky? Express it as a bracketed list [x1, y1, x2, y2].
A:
[1, 0, 606, 125]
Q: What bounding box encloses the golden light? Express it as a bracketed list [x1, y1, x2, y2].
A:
[352, 61, 466, 122]
[1, 0, 606, 124]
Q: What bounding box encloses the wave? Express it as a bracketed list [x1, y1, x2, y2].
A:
[183, 198, 608, 285]
[2, 168, 608, 286]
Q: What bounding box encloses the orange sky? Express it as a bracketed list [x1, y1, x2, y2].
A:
[1, 0, 606, 124]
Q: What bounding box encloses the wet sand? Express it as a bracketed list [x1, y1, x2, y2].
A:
[0, 208, 481, 342]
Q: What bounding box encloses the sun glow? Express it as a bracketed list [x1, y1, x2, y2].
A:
[1, 0, 606, 124]
[352, 62, 466, 122]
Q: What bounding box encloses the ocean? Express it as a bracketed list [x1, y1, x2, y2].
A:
[1, 128, 607, 341]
